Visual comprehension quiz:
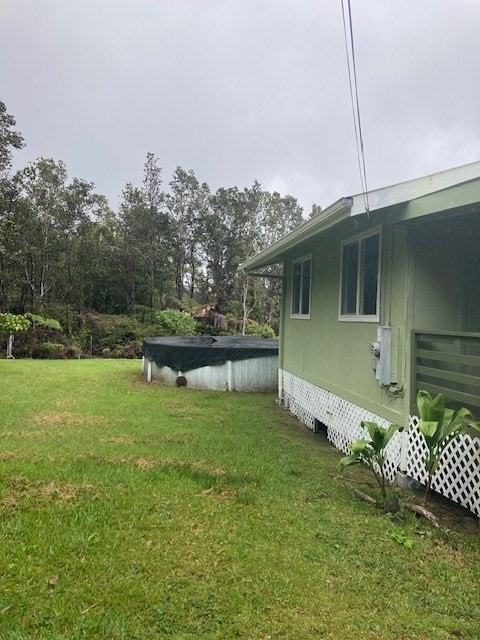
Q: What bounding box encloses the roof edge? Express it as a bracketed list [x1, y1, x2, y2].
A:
[240, 197, 353, 273]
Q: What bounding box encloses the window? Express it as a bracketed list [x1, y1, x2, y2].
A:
[291, 255, 311, 317]
[340, 230, 380, 320]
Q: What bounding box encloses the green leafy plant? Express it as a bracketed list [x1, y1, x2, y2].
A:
[340, 421, 404, 502]
[26, 313, 62, 331]
[0, 313, 31, 357]
[390, 529, 414, 549]
[416, 390, 480, 506]
[40, 341, 65, 359]
[155, 309, 196, 336]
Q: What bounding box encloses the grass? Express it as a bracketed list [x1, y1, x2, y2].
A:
[0, 359, 479, 639]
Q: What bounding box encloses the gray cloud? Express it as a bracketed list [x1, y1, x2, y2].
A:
[1, 0, 479, 213]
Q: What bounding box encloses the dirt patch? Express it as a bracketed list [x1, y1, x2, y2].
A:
[134, 457, 157, 470]
[32, 412, 87, 427]
[200, 485, 238, 500]
[1, 476, 97, 508]
[102, 435, 138, 445]
[0, 452, 23, 462]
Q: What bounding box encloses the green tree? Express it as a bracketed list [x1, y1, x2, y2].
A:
[0, 99, 24, 175]
[166, 167, 209, 301]
[0, 312, 31, 357]
[15, 158, 69, 309]
[0, 100, 25, 311]
[118, 155, 172, 316]
[142, 153, 171, 317]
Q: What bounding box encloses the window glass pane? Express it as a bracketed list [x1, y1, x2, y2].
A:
[292, 261, 301, 314]
[360, 234, 379, 315]
[342, 242, 358, 314]
[301, 259, 311, 315]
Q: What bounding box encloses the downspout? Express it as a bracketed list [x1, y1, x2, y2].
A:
[277, 263, 286, 405]
[400, 223, 416, 474]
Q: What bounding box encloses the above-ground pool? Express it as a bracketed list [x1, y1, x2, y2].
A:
[142, 336, 279, 391]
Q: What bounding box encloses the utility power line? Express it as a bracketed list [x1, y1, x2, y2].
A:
[341, 0, 370, 215]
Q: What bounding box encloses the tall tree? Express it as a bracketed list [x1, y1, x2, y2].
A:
[117, 154, 171, 315]
[0, 99, 24, 175]
[202, 186, 256, 313]
[0, 99, 25, 311]
[166, 167, 209, 301]
[15, 158, 68, 309]
[142, 153, 170, 317]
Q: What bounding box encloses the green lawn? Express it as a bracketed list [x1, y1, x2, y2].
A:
[0, 359, 479, 639]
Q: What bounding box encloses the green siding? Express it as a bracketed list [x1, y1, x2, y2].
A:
[281, 218, 407, 424]
[278, 184, 480, 428]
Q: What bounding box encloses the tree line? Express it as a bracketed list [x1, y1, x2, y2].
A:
[0, 99, 305, 342]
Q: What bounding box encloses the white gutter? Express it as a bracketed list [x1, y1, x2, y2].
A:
[350, 160, 480, 216]
[240, 197, 353, 273]
[241, 160, 480, 274]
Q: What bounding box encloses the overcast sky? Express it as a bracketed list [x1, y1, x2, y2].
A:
[1, 0, 480, 214]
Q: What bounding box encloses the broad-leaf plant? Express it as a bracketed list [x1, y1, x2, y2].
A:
[416, 390, 480, 506]
[340, 421, 404, 502]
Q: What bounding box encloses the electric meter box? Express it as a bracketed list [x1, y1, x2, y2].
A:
[374, 326, 399, 386]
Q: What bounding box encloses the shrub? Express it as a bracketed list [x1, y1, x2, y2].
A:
[244, 321, 276, 339]
[41, 342, 65, 359]
[155, 309, 196, 336]
[80, 313, 155, 357]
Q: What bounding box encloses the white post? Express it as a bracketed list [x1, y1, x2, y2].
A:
[278, 368, 283, 405]
[147, 359, 152, 383]
[227, 360, 233, 391]
[6, 334, 13, 358]
[399, 421, 410, 472]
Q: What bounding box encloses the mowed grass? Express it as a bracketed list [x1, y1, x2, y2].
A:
[0, 360, 479, 640]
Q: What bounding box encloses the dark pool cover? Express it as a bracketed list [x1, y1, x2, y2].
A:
[143, 336, 278, 372]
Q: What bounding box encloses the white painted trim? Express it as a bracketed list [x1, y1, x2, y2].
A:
[240, 162, 480, 274]
[240, 198, 353, 273]
[338, 226, 382, 322]
[350, 160, 480, 217]
[290, 254, 312, 319]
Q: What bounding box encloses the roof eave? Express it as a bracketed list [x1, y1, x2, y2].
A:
[240, 197, 353, 273]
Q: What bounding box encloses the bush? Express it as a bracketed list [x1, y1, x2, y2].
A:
[244, 321, 276, 339]
[41, 342, 65, 359]
[80, 313, 155, 357]
[155, 309, 197, 336]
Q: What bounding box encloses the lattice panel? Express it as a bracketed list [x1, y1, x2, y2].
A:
[282, 370, 329, 430]
[281, 371, 480, 517]
[407, 415, 480, 517]
[281, 370, 402, 484]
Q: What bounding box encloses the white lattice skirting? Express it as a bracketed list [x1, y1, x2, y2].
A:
[406, 416, 480, 518]
[281, 370, 480, 517]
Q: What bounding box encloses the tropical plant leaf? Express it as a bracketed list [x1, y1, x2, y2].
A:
[416, 389, 478, 507]
[385, 423, 404, 442]
[418, 420, 438, 439]
[350, 439, 371, 455]
[339, 454, 361, 468]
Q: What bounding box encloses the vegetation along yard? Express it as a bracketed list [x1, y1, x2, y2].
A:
[0, 360, 479, 640]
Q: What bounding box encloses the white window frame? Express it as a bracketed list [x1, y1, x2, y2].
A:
[338, 227, 381, 322]
[290, 254, 312, 319]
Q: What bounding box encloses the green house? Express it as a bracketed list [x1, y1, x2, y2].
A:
[241, 161, 480, 516]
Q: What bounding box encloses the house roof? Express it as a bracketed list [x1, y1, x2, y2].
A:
[240, 160, 480, 273]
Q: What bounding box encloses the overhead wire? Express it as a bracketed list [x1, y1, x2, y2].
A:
[340, 0, 370, 216]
